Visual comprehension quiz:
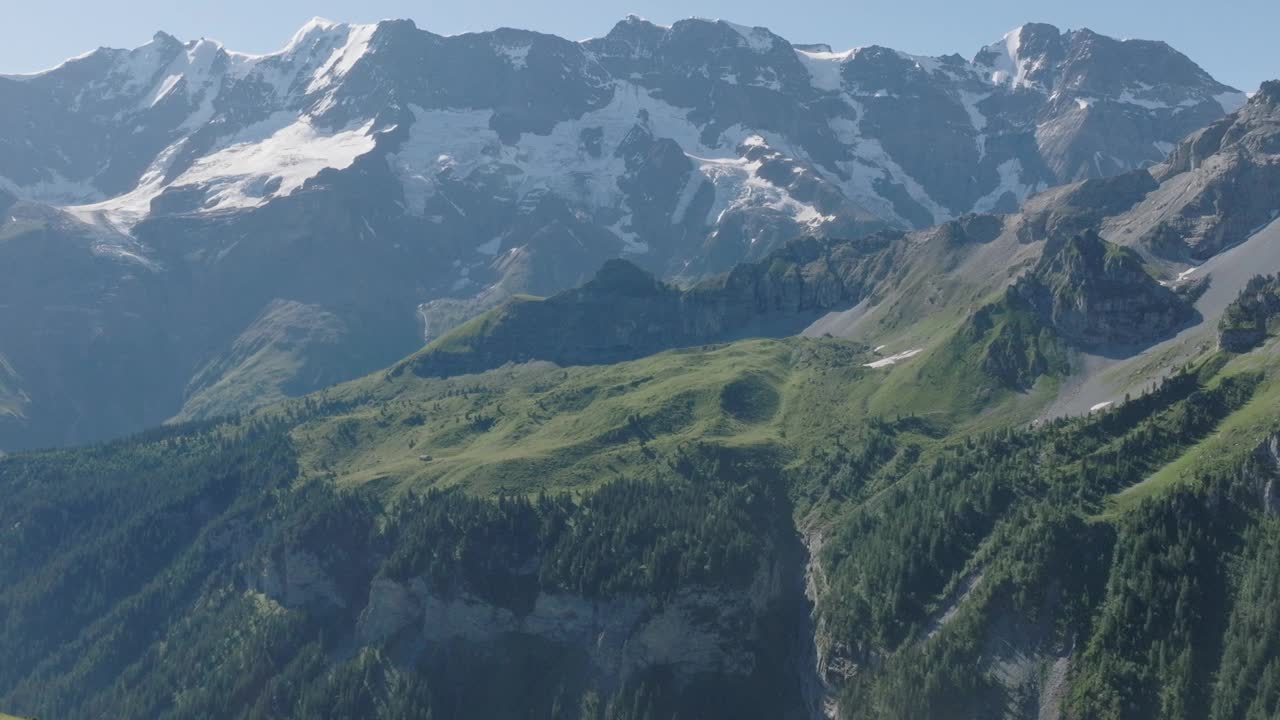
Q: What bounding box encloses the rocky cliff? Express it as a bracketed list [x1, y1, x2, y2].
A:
[1218, 273, 1280, 352]
[1128, 81, 1280, 260]
[1013, 229, 1194, 349]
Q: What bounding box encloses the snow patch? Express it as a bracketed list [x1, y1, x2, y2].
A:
[145, 73, 184, 107]
[306, 22, 377, 94]
[175, 117, 376, 212]
[1117, 91, 1174, 110]
[722, 21, 776, 52]
[389, 84, 827, 246]
[610, 214, 649, 255]
[1089, 401, 1113, 413]
[285, 17, 345, 53]
[972, 159, 1029, 214]
[864, 348, 923, 368]
[0, 172, 103, 206]
[957, 90, 991, 157]
[691, 151, 831, 234]
[825, 107, 950, 227]
[91, 241, 163, 271]
[981, 27, 1038, 89]
[64, 140, 188, 228]
[68, 114, 377, 223]
[795, 47, 856, 92]
[495, 43, 532, 70]
[958, 90, 990, 132]
[671, 168, 707, 224]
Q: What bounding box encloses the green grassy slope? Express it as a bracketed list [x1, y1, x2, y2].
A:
[3, 237, 1280, 719]
[1105, 337, 1280, 515]
[2, 313, 1279, 718]
[289, 338, 920, 495]
[283, 318, 1078, 501]
[424, 294, 546, 356]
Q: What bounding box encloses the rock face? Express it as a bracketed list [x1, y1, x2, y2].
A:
[0, 352, 29, 423]
[0, 18, 1254, 448]
[1253, 434, 1280, 516]
[1015, 169, 1160, 243]
[1218, 274, 1280, 352]
[358, 581, 760, 681]
[248, 550, 348, 610]
[1120, 82, 1280, 260]
[253, 534, 807, 700]
[1012, 230, 1194, 349]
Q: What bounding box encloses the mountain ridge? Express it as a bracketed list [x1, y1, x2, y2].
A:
[0, 17, 1257, 450]
[5, 16, 1280, 720]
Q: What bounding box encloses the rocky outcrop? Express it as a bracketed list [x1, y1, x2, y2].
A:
[247, 550, 347, 610]
[977, 585, 1075, 720]
[1016, 169, 1159, 243]
[359, 582, 755, 679]
[1134, 82, 1280, 260]
[353, 538, 801, 692]
[1247, 433, 1280, 515]
[0, 352, 29, 421]
[801, 526, 852, 720]
[1012, 230, 1194, 349]
[1218, 274, 1280, 352]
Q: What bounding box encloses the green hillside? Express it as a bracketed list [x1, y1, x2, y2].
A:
[1, 293, 1278, 717]
[2, 219, 1279, 718]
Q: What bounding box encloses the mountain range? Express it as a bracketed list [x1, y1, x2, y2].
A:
[3, 17, 1280, 720]
[0, 16, 1253, 449]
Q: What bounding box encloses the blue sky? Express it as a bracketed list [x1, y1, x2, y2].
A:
[4, 0, 1274, 91]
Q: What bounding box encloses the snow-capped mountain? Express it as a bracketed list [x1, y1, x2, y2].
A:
[0, 16, 1249, 449]
[2, 17, 1244, 269]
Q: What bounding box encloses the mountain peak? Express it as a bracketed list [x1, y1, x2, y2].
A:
[301, 16, 344, 33]
[605, 15, 669, 37]
[620, 14, 666, 28]
[583, 259, 664, 297]
[1013, 229, 1193, 349]
[718, 20, 784, 52]
[597, 14, 670, 51]
[284, 16, 356, 52]
[1253, 79, 1280, 107]
[974, 22, 1064, 89]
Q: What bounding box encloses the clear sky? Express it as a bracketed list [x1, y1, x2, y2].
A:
[3, 0, 1274, 92]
